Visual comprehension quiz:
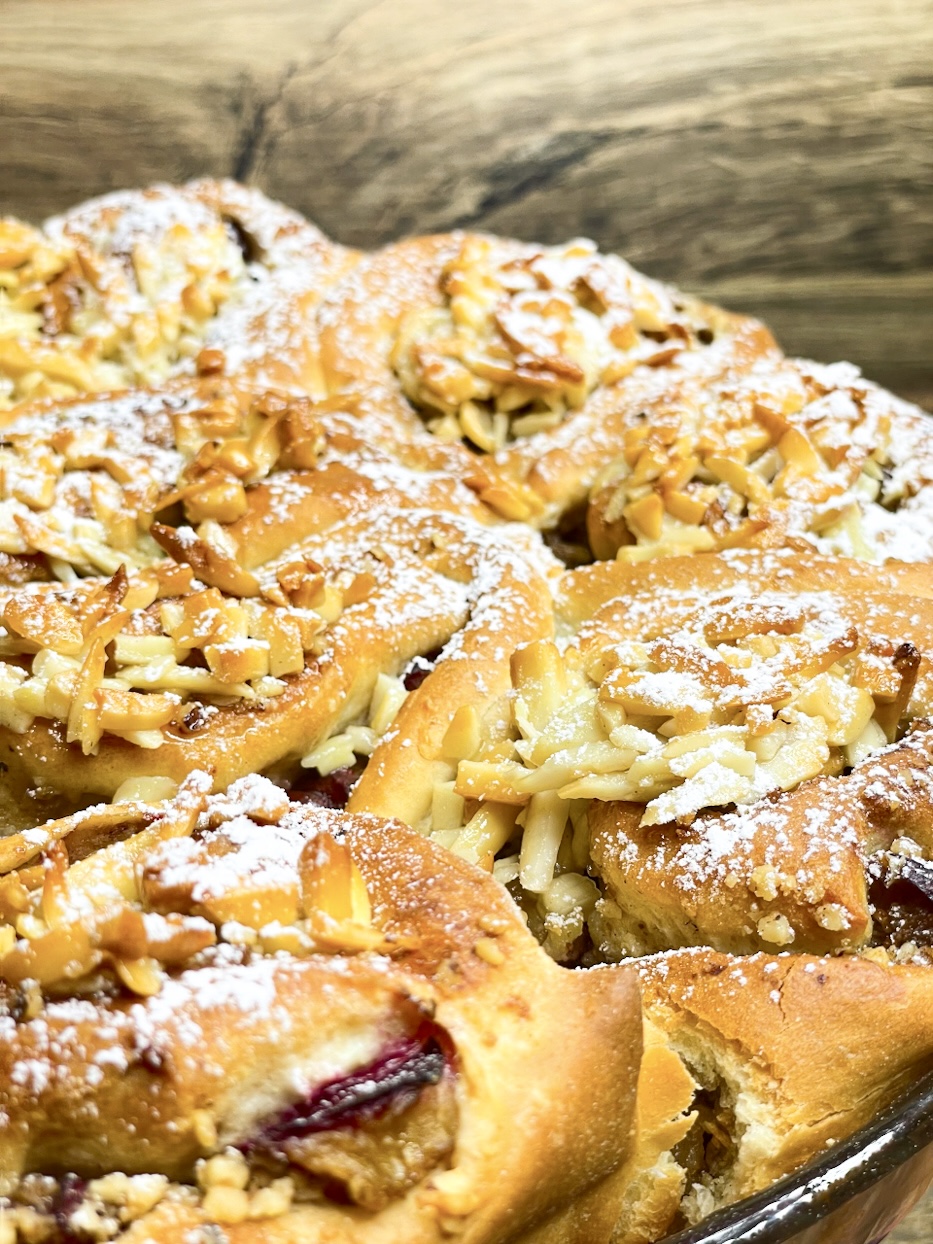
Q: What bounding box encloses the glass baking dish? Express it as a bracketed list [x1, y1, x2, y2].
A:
[665, 1067, 933, 1243]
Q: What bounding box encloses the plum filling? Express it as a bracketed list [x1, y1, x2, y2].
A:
[248, 1032, 447, 1148]
[242, 1026, 458, 1210]
[223, 215, 262, 265]
[668, 1078, 738, 1230]
[288, 761, 367, 810]
[671, 1086, 735, 1189]
[274, 647, 448, 810]
[51, 1175, 87, 1232]
[0, 1175, 88, 1244]
[402, 647, 443, 692]
[870, 854, 933, 947]
[543, 503, 594, 568]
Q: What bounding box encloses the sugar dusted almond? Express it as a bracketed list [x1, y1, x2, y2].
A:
[705, 455, 771, 504]
[2, 595, 84, 655]
[96, 688, 179, 733]
[664, 488, 709, 526]
[80, 565, 130, 635]
[195, 346, 226, 375]
[511, 640, 567, 732]
[454, 759, 530, 805]
[66, 635, 106, 754]
[151, 523, 259, 597]
[203, 638, 270, 684]
[143, 913, 217, 964]
[299, 832, 371, 927]
[622, 492, 664, 542]
[343, 571, 377, 606]
[276, 559, 325, 608]
[0, 922, 99, 987]
[477, 483, 539, 521]
[183, 475, 249, 524]
[441, 704, 482, 761]
[113, 956, 163, 997]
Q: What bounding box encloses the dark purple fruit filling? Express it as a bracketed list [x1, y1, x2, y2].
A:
[223, 215, 262, 265]
[895, 856, 933, 903]
[402, 648, 443, 692]
[288, 761, 367, 810]
[243, 1027, 448, 1156]
[543, 503, 594, 568]
[280, 650, 447, 809]
[3, 1175, 92, 1244]
[52, 1174, 88, 1233]
[869, 853, 933, 946]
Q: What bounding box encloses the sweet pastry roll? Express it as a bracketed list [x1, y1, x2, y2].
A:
[605, 1017, 699, 1244]
[418, 549, 933, 961]
[629, 948, 933, 1237]
[346, 520, 560, 829]
[0, 180, 356, 413]
[556, 543, 933, 633]
[589, 724, 933, 958]
[586, 356, 933, 564]
[214, 393, 497, 569]
[0, 775, 642, 1244]
[0, 379, 235, 585]
[0, 508, 555, 825]
[317, 232, 777, 526]
[0, 379, 494, 588]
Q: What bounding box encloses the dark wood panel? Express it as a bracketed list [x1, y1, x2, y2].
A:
[0, 0, 930, 261]
[1, 0, 930, 401]
[702, 273, 933, 411]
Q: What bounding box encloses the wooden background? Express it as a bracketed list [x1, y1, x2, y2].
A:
[1, 0, 932, 1236]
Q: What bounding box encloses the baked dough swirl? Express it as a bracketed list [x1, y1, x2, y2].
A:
[0, 378, 495, 587]
[586, 356, 933, 563]
[0, 507, 555, 826]
[0, 181, 357, 413]
[317, 232, 777, 527]
[378, 549, 933, 962]
[0, 775, 641, 1244]
[626, 948, 933, 1239]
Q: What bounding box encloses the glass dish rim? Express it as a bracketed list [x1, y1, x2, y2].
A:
[663, 1063, 933, 1244]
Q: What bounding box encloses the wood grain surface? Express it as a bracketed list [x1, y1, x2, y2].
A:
[0, 0, 931, 407]
[1, 2, 932, 1238]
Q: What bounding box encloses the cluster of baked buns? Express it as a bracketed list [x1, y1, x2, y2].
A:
[1, 179, 933, 1244]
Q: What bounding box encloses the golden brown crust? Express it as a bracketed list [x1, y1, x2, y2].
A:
[421, 547, 933, 962]
[317, 231, 777, 527]
[0, 956, 431, 1186]
[0, 781, 642, 1244]
[584, 356, 933, 564]
[4, 180, 933, 1244]
[0, 378, 496, 589]
[590, 724, 933, 956]
[638, 948, 933, 1221]
[557, 547, 933, 634]
[348, 527, 556, 828]
[557, 551, 933, 956]
[608, 1017, 699, 1244]
[0, 510, 555, 810]
[50, 179, 359, 399]
[0, 183, 356, 416]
